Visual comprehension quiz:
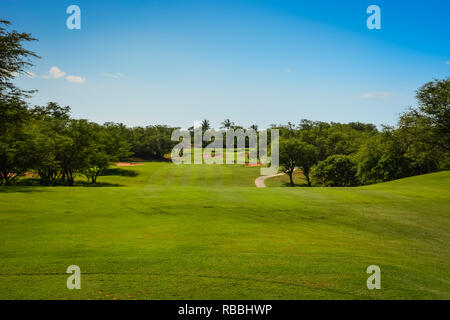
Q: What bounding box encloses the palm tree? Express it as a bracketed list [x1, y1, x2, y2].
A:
[220, 118, 235, 130]
[201, 119, 210, 132]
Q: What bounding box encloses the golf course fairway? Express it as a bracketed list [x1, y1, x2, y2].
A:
[0, 163, 449, 299]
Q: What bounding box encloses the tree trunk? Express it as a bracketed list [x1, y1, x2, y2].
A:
[92, 169, 100, 183]
[289, 169, 294, 186]
[304, 170, 311, 187]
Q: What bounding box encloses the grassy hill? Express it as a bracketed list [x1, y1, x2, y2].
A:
[0, 163, 449, 299]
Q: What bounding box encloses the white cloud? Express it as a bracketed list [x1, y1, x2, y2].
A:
[102, 72, 124, 79]
[41, 66, 85, 84]
[66, 75, 86, 83]
[359, 92, 392, 99]
[42, 66, 66, 79]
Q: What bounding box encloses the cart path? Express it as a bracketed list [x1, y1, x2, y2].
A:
[254, 172, 285, 188]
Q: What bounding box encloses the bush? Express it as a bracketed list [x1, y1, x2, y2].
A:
[313, 155, 358, 187]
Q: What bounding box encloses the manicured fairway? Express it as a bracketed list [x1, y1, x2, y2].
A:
[0, 163, 449, 299]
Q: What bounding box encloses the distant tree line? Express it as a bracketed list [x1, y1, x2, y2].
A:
[0, 98, 181, 186]
[277, 77, 450, 186]
[1, 20, 449, 187]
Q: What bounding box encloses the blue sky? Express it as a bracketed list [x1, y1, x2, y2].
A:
[2, 0, 449, 128]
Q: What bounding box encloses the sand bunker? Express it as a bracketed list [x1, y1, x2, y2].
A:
[245, 163, 262, 167]
[114, 162, 144, 167]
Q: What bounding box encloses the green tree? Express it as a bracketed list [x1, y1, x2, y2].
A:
[355, 128, 412, 184]
[0, 20, 39, 185]
[201, 119, 210, 132]
[297, 142, 319, 187]
[279, 139, 298, 186]
[0, 20, 39, 98]
[0, 98, 32, 185]
[220, 119, 234, 130]
[29, 103, 72, 185]
[279, 139, 318, 187]
[84, 122, 132, 183]
[398, 78, 450, 172]
[313, 155, 358, 187]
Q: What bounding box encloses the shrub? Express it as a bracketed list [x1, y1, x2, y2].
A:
[313, 155, 358, 187]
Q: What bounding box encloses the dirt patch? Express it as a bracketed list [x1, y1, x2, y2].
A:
[245, 163, 262, 167]
[21, 172, 39, 178]
[203, 153, 224, 158]
[114, 162, 144, 167]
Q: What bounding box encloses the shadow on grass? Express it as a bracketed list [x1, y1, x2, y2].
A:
[0, 186, 47, 194]
[0, 167, 141, 192]
[0, 178, 54, 193]
[75, 181, 123, 187]
[0, 178, 124, 191]
[280, 181, 311, 187]
[100, 168, 139, 177]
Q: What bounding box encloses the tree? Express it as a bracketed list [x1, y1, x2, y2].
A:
[415, 78, 450, 145]
[355, 128, 413, 184]
[279, 139, 298, 186]
[220, 119, 234, 130]
[399, 78, 450, 154]
[85, 122, 132, 183]
[249, 124, 258, 132]
[0, 20, 39, 98]
[28, 103, 72, 185]
[297, 142, 319, 187]
[0, 20, 39, 185]
[130, 125, 175, 160]
[313, 155, 358, 187]
[102, 122, 132, 162]
[297, 119, 377, 162]
[201, 119, 210, 132]
[0, 98, 32, 185]
[84, 145, 110, 183]
[279, 139, 318, 187]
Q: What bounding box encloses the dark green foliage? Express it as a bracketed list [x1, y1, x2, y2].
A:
[100, 167, 138, 177]
[29, 104, 134, 185]
[313, 155, 358, 187]
[279, 139, 318, 186]
[276, 79, 450, 187]
[0, 20, 39, 98]
[397, 78, 450, 171]
[128, 125, 176, 160]
[355, 79, 450, 185]
[355, 128, 412, 184]
[0, 98, 34, 185]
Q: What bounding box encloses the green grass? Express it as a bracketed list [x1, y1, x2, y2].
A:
[0, 162, 449, 299]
